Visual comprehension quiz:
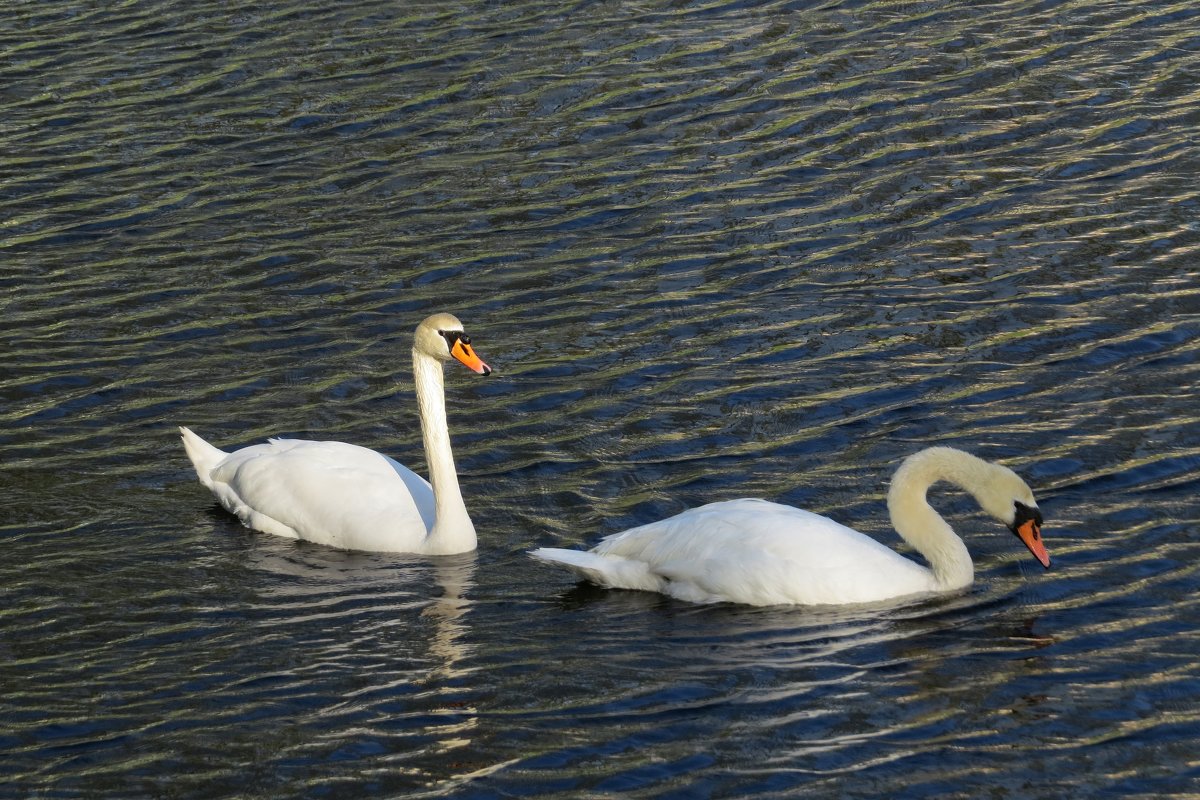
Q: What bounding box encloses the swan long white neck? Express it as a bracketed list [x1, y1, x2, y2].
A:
[886, 447, 1000, 591]
[413, 347, 476, 554]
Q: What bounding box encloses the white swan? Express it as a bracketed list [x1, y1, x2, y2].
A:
[530, 447, 1050, 606]
[180, 313, 491, 554]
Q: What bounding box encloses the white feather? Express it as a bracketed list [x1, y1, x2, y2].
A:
[180, 312, 489, 554]
[531, 448, 1047, 606]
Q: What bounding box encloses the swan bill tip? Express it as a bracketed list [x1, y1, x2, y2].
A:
[450, 338, 491, 375]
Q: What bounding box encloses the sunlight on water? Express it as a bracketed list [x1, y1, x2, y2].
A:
[1, 0, 1199, 796]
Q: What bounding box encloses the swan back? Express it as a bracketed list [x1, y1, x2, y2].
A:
[592, 499, 939, 605]
[207, 438, 434, 550]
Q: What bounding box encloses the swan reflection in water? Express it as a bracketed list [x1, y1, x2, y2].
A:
[243, 546, 481, 757]
[421, 554, 477, 680]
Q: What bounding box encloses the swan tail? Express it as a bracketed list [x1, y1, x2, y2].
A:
[179, 426, 228, 489]
[529, 547, 666, 593]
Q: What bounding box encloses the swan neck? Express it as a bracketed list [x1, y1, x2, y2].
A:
[413, 348, 475, 552]
[886, 448, 986, 590]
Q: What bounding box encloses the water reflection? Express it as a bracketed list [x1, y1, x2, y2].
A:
[3, 0, 1199, 794]
[423, 555, 477, 673]
[421, 556, 480, 755]
[235, 541, 482, 761]
[249, 542, 474, 630]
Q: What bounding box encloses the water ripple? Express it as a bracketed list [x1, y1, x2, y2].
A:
[3, 0, 1200, 796]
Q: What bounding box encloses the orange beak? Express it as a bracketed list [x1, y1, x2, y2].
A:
[1014, 518, 1050, 569]
[451, 338, 491, 375]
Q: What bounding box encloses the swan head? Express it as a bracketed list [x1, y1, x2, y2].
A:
[415, 313, 492, 375]
[980, 462, 1050, 569]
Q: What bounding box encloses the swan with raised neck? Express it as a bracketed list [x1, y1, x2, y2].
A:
[180, 312, 491, 554]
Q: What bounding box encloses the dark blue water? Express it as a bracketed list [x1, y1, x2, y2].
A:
[3, 0, 1199, 796]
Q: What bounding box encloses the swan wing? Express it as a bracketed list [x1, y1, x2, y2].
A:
[593, 498, 937, 606]
[207, 439, 434, 551]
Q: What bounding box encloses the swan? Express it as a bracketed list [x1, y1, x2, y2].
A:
[530, 447, 1050, 606]
[180, 312, 491, 554]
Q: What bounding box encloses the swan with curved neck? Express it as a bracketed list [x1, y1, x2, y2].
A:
[180, 313, 491, 554]
[531, 447, 1049, 606]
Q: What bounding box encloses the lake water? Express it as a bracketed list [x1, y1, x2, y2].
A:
[3, 0, 1199, 796]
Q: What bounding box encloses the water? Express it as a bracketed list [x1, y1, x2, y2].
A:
[2, 0, 1199, 796]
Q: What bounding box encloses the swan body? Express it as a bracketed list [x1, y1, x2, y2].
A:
[181, 313, 491, 554]
[531, 447, 1049, 606]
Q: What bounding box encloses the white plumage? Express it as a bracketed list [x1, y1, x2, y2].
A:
[180, 433, 435, 551]
[181, 313, 491, 554]
[532, 447, 1050, 606]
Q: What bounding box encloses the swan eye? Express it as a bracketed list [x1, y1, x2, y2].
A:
[439, 330, 464, 348]
[1013, 501, 1043, 535]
